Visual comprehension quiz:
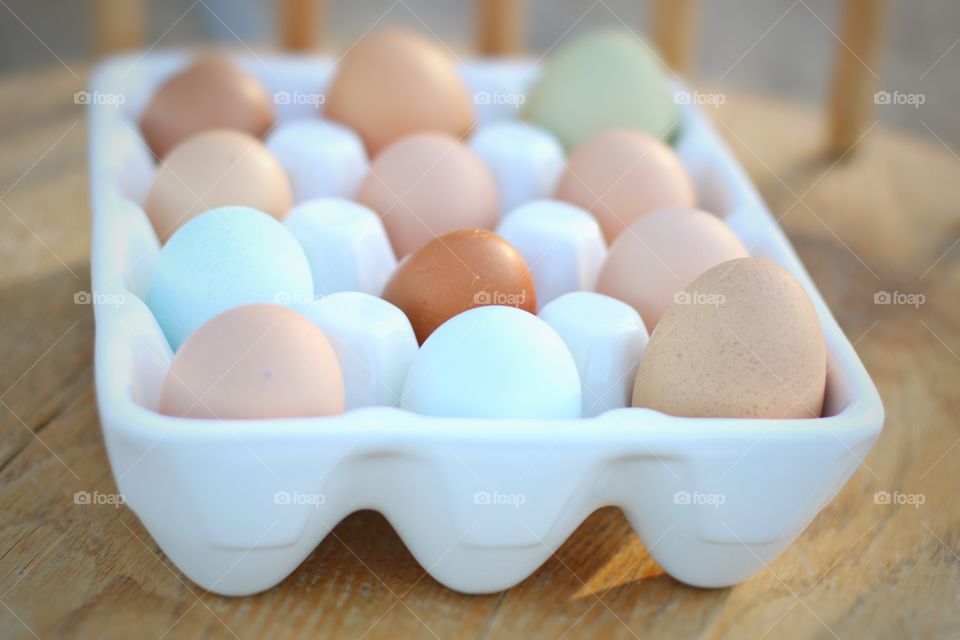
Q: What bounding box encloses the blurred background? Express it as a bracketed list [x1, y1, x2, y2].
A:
[0, 0, 957, 146]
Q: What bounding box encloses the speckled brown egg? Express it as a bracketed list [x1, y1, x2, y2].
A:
[356, 132, 499, 257]
[381, 229, 537, 344]
[140, 55, 275, 159]
[632, 257, 826, 419]
[324, 29, 475, 156]
[144, 129, 293, 242]
[554, 130, 696, 243]
[158, 304, 344, 419]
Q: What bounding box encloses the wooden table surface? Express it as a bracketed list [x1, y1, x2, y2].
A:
[0, 64, 958, 640]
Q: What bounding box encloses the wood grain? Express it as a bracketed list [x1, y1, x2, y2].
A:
[0, 65, 958, 640]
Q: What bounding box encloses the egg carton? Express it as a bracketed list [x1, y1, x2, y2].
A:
[88, 53, 884, 596]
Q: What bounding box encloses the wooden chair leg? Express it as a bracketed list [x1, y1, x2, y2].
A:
[280, 0, 324, 51]
[477, 0, 524, 56]
[827, 0, 887, 154]
[652, 0, 699, 72]
[92, 0, 146, 55]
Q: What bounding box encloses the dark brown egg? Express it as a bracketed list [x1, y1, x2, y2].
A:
[382, 229, 537, 344]
[140, 55, 275, 159]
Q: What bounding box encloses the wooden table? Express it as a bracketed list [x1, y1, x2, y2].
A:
[1, 65, 958, 640]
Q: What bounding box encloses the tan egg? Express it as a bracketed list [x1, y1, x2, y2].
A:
[382, 229, 537, 344]
[140, 55, 275, 159]
[159, 304, 345, 419]
[596, 208, 748, 330]
[632, 257, 826, 419]
[356, 133, 498, 257]
[324, 29, 475, 156]
[554, 130, 696, 243]
[145, 130, 293, 242]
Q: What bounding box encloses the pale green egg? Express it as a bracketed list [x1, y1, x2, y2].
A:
[523, 30, 679, 150]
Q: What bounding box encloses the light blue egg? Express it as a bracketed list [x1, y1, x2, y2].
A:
[147, 206, 314, 350]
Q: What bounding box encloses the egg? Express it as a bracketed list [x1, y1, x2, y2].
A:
[496, 199, 606, 309]
[356, 133, 498, 257]
[147, 206, 314, 350]
[632, 257, 826, 419]
[469, 122, 565, 214]
[145, 130, 294, 242]
[523, 30, 679, 150]
[401, 306, 581, 419]
[158, 304, 344, 419]
[539, 292, 648, 418]
[265, 118, 368, 202]
[140, 55, 275, 159]
[555, 130, 696, 243]
[284, 198, 397, 296]
[596, 208, 748, 329]
[381, 229, 536, 344]
[324, 29, 474, 155]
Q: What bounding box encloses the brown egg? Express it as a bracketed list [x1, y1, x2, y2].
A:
[632, 257, 826, 419]
[324, 29, 474, 155]
[596, 208, 748, 330]
[159, 304, 345, 419]
[554, 130, 696, 243]
[381, 229, 537, 344]
[145, 130, 293, 242]
[140, 55, 275, 159]
[357, 133, 498, 257]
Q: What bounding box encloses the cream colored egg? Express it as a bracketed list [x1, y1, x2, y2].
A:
[596, 208, 748, 330]
[632, 257, 826, 419]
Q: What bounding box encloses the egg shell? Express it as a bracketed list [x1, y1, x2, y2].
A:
[402, 305, 581, 419]
[145, 129, 294, 242]
[266, 118, 369, 202]
[539, 292, 649, 417]
[357, 133, 499, 257]
[158, 303, 344, 419]
[381, 228, 537, 344]
[496, 199, 606, 309]
[324, 29, 474, 155]
[306, 292, 418, 410]
[284, 198, 397, 296]
[139, 55, 275, 159]
[596, 208, 748, 330]
[555, 130, 695, 243]
[523, 30, 679, 150]
[146, 206, 314, 351]
[469, 122, 565, 215]
[632, 257, 826, 419]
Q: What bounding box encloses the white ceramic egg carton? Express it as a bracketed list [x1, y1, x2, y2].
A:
[88, 53, 883, 596]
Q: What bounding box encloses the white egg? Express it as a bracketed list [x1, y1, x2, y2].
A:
[402, 306, 581, 419]
[469, 122, 565, 215]
[266, 118, 368, 202]
[306, 292, 418, 410]
[539, 292, 649, 417]
[284, 198, 397, 296]
[146, 206, 314, 350]
[496, 199, 606, 309]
